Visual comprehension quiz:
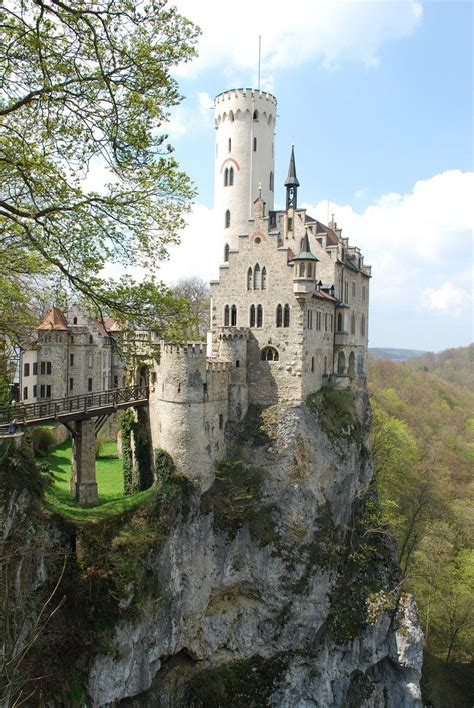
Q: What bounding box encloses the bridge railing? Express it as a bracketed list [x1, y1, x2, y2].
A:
[0, 386, 149, 425]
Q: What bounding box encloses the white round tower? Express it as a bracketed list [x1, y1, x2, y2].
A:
[214, 88, 277, 256]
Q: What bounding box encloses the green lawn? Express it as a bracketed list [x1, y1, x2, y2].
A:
[44, 439, 154, 523]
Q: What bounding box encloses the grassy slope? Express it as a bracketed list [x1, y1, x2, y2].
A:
[44, 440, 153, 523]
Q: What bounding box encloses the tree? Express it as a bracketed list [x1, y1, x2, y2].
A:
[172, 277, 210, 340]
[0, 0, 200, 335]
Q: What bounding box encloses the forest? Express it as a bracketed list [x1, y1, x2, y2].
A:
[369, 344, 474, 706]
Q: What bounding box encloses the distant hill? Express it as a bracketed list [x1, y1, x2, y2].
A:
[406, 343, 474, 390]
[369, 347, 428, 361]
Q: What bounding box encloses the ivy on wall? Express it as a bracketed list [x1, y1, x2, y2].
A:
[120, 408, 153, 493]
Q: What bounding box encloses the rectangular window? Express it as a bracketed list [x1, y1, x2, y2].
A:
[330, 314, 334, 332]
[88, 353, 93, 368]
[219, 414, 223, 430]
[325, 313, 328, 331]
[33, 362, 38, 375]
[69, 378, 73, 391]
[307, 310, 313, 329]
[70, 353, 74, 366]
[40, 384, 45, 398]
[344, 282, 349, 303]
[33, 385, 37, 398]
[23, 386, 28, 399]
[88, 378, 93, 392]
[316, 312, 321, 331]
[40, 361, 46, 375]
[46, 361, 52, 375]
[46, 385, 51, 398]
[24, 363, 30, 376]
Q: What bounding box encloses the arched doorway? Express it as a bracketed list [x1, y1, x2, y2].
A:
[337, 351, 346, 375]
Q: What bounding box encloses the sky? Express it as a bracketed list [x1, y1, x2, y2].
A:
[134, 1, 473, 351]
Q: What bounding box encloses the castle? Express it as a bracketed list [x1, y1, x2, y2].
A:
[146, 88, 371, 489]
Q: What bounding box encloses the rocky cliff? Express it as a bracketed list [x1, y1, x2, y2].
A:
[1, 387, 424, 707]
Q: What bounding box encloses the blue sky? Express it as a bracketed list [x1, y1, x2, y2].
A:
[147, 0, 473, 351]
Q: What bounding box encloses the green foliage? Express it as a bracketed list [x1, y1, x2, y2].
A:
[31, 426, 56, 457]
[153, 448, 194, 515]
[0, 0, 200, 332]
[201, 460, 278, 545]
[369, 350, 474, 686]
[347, 670, 375, 707]
[121, 408, 153, 494]
[185, 654, 288, 707]
[236, 404, 278, 447]
[0, 375, 10, 406]
[306, 384, 361, 447]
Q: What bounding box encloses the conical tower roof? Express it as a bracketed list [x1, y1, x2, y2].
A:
[290, 231, 318, 262]
[284, 145, 300, 188]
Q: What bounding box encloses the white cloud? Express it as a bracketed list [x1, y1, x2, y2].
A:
[173, 0, 423, 79]
[422, 282, 470, 316]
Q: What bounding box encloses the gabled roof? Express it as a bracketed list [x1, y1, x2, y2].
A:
[289, 231, 318, 263]
[37, 307, 69, 331]
[101, 317, 122, 333]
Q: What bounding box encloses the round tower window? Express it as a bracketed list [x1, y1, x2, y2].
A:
[254, 237, 261, 244]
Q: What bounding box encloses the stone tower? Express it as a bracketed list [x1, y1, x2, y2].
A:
[214, 89, 277, 257]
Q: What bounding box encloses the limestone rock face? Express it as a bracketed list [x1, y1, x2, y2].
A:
[87, 390, 424, 707]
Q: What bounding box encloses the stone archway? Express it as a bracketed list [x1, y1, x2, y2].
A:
[337, 350, 346, 375]
[348, 351, 356, 378]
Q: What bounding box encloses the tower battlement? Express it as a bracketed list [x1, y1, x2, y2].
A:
[160, 341, 206, 357]
[216, 327, 250, 341]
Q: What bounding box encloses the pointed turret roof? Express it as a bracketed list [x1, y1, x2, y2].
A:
[37, 307, 69, 330]
[290, 231, 318, 262]
[284, 145, 300, 188]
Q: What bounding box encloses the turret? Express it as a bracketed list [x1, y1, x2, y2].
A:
[214, 88, 277, 255]
[285, 145, 299, 210]
[290, 231, 318, 299]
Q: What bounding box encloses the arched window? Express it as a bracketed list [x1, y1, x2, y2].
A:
[307, 263, 313, 278]
[311, 356, 315, 372]
[229, 166, 234, 186]
[269, 171, 274, 191]
[260, 346, 279, 362]
[337, 351, 346, 375]
[284, 304, 290, 328]
[351, 313, 355, 335]
[276, 304, 282, 327]
[261, 266, 267, 289]
[89, 335, 93, 343]
[253, 263, 261, 289]
[224, 305, 230, 326]
[299, 263, 305, 277]
[229, 111, 234, 122]
[348, 351, 356, 378]
[361, 314, 366, 336]
[257, 304, 263, 327]
[253, 137, 257, 152]
[73, 316, 78, 325]
[253, 109, 258, 121]
[247, 267, 253, 290]
[228, 137, 231, 152]
[224, 167, 229, 186]
[224, 244, 230, 262]
[231, 305, 237, 326]
[337, 312, 343, 332]
[249, 304, 256, 327]
[225, 210, 231, 228]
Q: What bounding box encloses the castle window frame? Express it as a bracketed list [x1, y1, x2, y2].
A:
[236, 360, 240, 368]
[224, 167, 229, 186]
[260, 346, 279, 362]
[256, 304, 263, 328]
[225, 210, 231, 228]
[33, 362, 37, 375]
[253, 263, 261, 290]
[253, 109, 259, 121]
[46, 384, 51, 398]
[229, 111, 234, 122]
[351, 313, 356, 335]
[284, 304, 290, 328]
[219, 414, 224, 430]
[307, 309, 313, 329]
[316, 311, 321, 331]
[224, 305, 230, 326]
[46, 361, 51, 375]
[261, 266, 267, 289]
[253, 137, 257, 152]
[73, 316, 78, 325]
[299, 263, 305, 277]
[23, 386, 28, 400]
[337, 312, 343, 332]
[250, 305, 256, 327]
[361, 314, 366, 336]
[69, 377, 74, 391]
[33, 384, 37, 397]
[231, 305, 237, 326]
[325, 313, 328, 331]
[276, 304, 283, 328]
[88, 378, 93, 392]
[311, 356, 315, 372]
[228, 137, 231, 151]
[24, 363, 30, 376]
[229, 166, 234, 185]
[224, 243, 230, 262]
[247, 267, 253, 290]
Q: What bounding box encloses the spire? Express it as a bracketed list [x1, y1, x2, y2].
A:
[291, 230, 318, 262]
[284, 145, 300, 188]
[285, 145, 299, 210]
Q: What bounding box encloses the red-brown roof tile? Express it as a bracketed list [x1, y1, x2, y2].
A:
[37, 307, 69, 330]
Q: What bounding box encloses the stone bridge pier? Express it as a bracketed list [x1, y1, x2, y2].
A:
[70, 419, 98, 505]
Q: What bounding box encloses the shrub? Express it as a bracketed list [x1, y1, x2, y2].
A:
[306, 383, 361, 445]
[31, 427, 56, 457]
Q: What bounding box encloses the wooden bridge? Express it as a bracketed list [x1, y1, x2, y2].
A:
[1, 386, 149, 506]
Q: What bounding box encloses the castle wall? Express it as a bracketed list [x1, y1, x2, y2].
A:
[148, 344, 231, 490]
